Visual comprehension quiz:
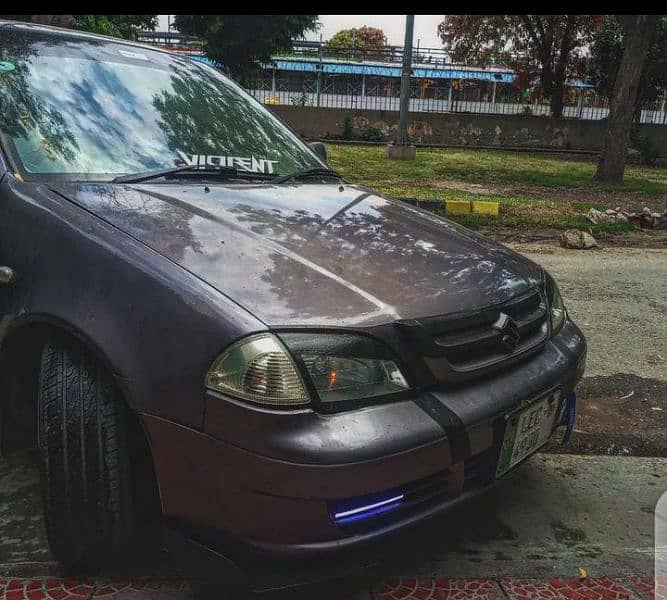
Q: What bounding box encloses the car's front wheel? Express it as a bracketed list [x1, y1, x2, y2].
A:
[37, 337, 134, 569]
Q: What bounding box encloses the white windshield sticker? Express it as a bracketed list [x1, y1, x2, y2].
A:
[118, 49, 149, 61]
[177, 151, 279, 174]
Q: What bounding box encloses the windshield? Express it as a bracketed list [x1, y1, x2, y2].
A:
[0, 27, 322, 181]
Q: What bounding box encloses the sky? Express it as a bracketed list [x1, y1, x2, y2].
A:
[157, 15, 445, 49]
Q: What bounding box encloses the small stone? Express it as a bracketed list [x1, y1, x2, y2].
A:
[654, 214, 667, 230]
[582, 232, 597, 248]
[586, 208, 625, 225]
[560, 229, 598, 249]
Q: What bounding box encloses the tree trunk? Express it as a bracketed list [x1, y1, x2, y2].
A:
[539, 65, 554, 98]
[551, 16, 575, 119]
[551, 69, 566, 118]
[595, 15, 658, 183]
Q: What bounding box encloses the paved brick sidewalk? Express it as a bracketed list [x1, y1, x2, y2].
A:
[0, 575, 662, 599]
[0, 578, 190, 599]
[376, 576, 663, 599]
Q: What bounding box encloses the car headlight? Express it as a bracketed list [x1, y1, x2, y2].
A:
[280, 332, 409, 409]
[206, 333, 310, 407]
[545, 273, 566, 335]
[206, 332, 411, 410]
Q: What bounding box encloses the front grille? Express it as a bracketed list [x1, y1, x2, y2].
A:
[397, 289, 548, 379]
[432, 289, 547, 371]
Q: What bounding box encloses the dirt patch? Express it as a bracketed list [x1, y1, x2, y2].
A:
[504, 183, 666, 212]
[550, 520, 587, 545]
[542, 374, 667, 458]
[434, 179, 667, 212]
[483, 226, 667, 249]
[424, 178, 507, 196]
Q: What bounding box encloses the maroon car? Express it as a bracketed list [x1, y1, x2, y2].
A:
[0, 22, 585, 590]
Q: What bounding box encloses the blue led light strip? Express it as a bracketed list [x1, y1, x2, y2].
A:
[333, 494, 405, 525]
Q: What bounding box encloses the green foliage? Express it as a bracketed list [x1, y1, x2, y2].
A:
[73, 15, 158, 39]
[0, 15, 157, 39]
[290, 91, 311, 107]
[324, 116, 387, 142]
[326, 143, 667, 196]
[589, 15, 667, 104]
[326, 26, 387, 59]
[173, 15, 319, 83]
[634, 135, 660, 166]
[328, 143, 652, 232]
[358, 125, 385, 142]
[342, 115, 354, 140]
[439, 16, 603, 117]
[588, 17, 625, 98]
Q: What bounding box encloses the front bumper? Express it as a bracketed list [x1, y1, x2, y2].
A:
[142, 317, 585, 584]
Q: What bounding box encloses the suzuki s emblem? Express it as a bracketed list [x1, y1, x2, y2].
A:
[493, 312, 520, 353]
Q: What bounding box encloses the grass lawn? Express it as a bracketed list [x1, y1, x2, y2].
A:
[326, 144, 667, 233]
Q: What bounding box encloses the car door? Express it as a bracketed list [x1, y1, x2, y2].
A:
[0, 150, 15, 292]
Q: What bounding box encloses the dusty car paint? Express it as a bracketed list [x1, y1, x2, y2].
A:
[50, 181, 542, 326]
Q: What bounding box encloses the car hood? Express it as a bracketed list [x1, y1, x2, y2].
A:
[51, 182, 543, 327]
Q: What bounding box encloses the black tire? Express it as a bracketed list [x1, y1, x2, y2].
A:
[37, 337, 134, 569]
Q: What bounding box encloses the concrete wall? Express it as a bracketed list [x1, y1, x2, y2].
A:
[268, 105, 667, 154]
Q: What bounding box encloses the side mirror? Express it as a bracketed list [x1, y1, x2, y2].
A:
[308, 141, 328, 164]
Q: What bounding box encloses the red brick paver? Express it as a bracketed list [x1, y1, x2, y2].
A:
[626, 575, 667, 600]
[0, 578, 95, 600]
[374, 576, 661, 600]
[0, 578, 190, 600]
[1, 575, 661, 599]
[375, 578, 505, 600]
[499, 577, 641, 599]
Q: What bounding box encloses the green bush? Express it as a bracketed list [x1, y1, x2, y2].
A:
[357, 125, 386, 142]
[290, 91, 311, 107]
[637, 136, 660, 166]
[629, 125, 660, 166]
[323, 117, 387, 142]
[341, 115, 354, 140]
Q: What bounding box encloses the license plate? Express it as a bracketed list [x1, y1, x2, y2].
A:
[496, 393, 559, 477]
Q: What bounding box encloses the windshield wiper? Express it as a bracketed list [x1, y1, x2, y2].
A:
[112, 165, 276, 184]
[272, 167, 343, 185]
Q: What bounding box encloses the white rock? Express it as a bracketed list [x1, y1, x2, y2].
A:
[560, 229, 598, 249]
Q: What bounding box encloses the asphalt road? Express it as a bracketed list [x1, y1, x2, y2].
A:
[512, 244, 667, 382]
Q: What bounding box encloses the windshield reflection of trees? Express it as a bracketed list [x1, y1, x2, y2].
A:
[152, 69, 318, 174]
[0, 38, 79, 164]
[1, 35, 318, 176]
[71, 184, 202, 262]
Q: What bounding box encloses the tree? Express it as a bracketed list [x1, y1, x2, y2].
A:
[173, 15, 319, 83]
[596, 15, 660, 184]
[0, 15, 157, 39]
[589, 16, 667, 109]
[71, 15, 158, 39]
[438, 15, 603, 117]
[326, 26, 387, 59]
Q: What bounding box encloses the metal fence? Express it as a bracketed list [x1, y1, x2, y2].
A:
[140, 33, 667, 125]
[248, 76, 667, 124]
